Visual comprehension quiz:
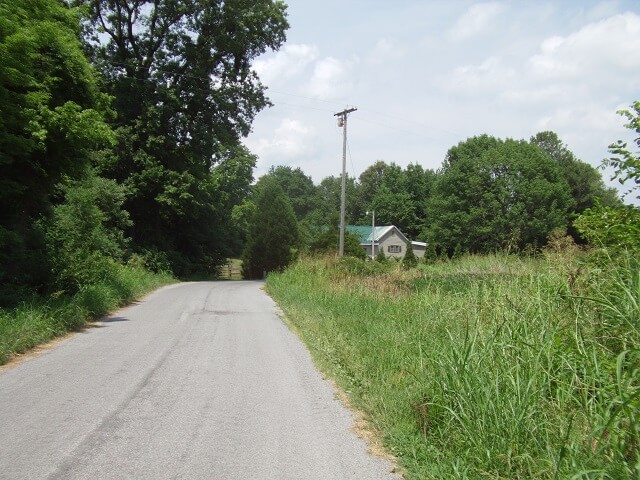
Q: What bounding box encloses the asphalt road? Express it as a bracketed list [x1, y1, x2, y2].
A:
[0, 281, 399, 479]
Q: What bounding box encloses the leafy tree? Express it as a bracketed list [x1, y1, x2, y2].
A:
[404, 163, 436, 237]
[306, 174, 357, 227]
[355, 160, 390, 214]
[575, 101, 640, 250]
[368, 164, 415, 234]
[77, 0, 289, 274]
[230, 198, 257, 256]
[0, 0, 114, 299]
[574, 203, 640, 250]
[309, 230, 365, 259]
[242, 180, 299, 279]
[531, 131, 620, 212]
[353, 161, 434, 238]
[256, 166, 317, 220]
[603, 101, 640, 201]
[254, 165, 318, 249]
[375, 248, 387, 263]
[426, 136, 574, 254]
[423, 242, 437, 264]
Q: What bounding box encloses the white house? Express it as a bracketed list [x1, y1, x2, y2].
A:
[346, 225, 426, 260]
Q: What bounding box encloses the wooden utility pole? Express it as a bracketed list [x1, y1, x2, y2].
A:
[334, 107, 357, 257]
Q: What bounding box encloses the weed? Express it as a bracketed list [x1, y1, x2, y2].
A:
[0, 265, 174, 365]
[267, 252, 640, 479]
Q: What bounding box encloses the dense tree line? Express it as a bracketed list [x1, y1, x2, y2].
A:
[250, 130, 621, 260]
[1, 0, 288, 303]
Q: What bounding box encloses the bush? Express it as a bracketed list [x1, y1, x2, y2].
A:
[44, 172, 131, 293]
[574, 203, 640, 250]
[402, 242, 418, 269]
[375, 248, 387, 263]
[309, 230, 366, 259]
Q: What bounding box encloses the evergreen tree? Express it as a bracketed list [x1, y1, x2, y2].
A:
[402, 242, 418, 269]
[242, 180, 299, 279]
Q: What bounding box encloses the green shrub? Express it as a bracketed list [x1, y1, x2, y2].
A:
[0, 263, 174, 365]
[309, 230, 366, 259]
[402, 242, 418, 269]
[574, 203, 640, 250]
[44, 172, 131, 293]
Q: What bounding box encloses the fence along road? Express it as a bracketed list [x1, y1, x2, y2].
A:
[0, 281, 399, 479]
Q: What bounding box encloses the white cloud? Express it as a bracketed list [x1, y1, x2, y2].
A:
[303, 56, 354, 99]
[585, 1, 622, 21]
[535, 103, 622, 132]
[249, 118, 318, 166]
[252, 44, 318, 85]
[528, 12, 640, 83]
[448, 2, 505, 41]
[367, 38, 406, 65]
[441, 56, 516, 93]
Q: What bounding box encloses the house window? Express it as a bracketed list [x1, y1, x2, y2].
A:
[388, 245, 402, 254]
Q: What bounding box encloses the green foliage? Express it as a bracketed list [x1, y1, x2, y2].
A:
[531, 131, 621, 213]
[256, 165, 317, 220]
[44, 171, 131, 293]
[375, 248, 387, 263]
[303, 175, 358, 237]
[0, 264, 174, 365]
[80, 0, 288, 275]
[0, 0, 115, 303]
[353, 161, 434, 238]
[0, 0, 113, 211]
[336, 256, 391, 276]
[426, 135, 574, 254]
[402, 242, 418, 269]
[574, 203, 640, 250]
[423, 242, 438, 264]
[574, 101, 640, 251]
[242, 180, 300, 279]
[309, 230, 366, 259]
[604, 100, 640, 200]
[267, 253, 640, 479]
[230, 199, 257, 256]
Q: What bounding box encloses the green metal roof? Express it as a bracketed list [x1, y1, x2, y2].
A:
[346, 225, 393, 243]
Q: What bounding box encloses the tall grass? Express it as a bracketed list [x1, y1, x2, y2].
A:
[266, 252, 639, 479]
[0, 264, 174, 365]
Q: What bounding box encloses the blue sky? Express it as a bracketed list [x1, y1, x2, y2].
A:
[244, 1, 640, 200]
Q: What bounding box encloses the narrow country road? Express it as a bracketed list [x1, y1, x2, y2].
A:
[0, 282, 399, 479]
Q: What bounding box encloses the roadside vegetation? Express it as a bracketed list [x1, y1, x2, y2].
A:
[267, 246, 639, 479]
[0, 264, 173, 365]
[266, 103, 640, 478]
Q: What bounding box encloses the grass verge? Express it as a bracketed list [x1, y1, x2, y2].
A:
[266, 252, 639, 479]
[0, 264, 174, 365]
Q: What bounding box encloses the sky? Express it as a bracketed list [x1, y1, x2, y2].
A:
[243, 1, 640, 200]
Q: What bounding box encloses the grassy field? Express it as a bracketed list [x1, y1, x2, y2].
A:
[266, 250, 639, 479]
[0, 264, 174, 365]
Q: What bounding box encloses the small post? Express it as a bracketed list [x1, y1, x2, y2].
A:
[371, 209, 375, 259]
